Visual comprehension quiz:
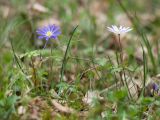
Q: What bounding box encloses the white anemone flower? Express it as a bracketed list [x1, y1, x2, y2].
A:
[107, 25, 132, 35]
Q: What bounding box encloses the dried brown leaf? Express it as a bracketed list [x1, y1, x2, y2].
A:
[51, 99, 76, 114]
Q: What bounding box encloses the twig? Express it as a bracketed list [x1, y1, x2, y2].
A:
[79, 65, 100, 80]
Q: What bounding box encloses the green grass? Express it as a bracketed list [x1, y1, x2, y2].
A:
[1, 0, 160, 119]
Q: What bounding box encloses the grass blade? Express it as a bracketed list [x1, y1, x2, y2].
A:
[60, 25, 79, 82]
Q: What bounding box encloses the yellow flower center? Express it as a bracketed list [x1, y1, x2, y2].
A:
[46, 31, 52, 37]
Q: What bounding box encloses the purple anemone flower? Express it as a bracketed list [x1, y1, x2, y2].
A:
[36, 24, 61, 41]
[152, 83, 159, 91]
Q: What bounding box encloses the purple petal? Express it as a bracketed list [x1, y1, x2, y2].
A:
[54, 31, 61, 36]
[153, 83, 159, 91]
[45, 37, 50, 41]
[51, 36, 57, 39]
[36, 24, 61, 41]
[38, 36, 45, 39]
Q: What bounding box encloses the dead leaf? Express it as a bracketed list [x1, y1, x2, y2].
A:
[28, 2, 48, 14]
[51, 99, 76, 114]
[27, 97, 51, 120]
[0, 6, 10, 18]
[18, 106, 26, 115]
[82, 90, 103, 106]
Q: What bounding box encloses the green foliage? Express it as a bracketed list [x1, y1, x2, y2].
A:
[1, 0, 160, 119]
[0, 95, 18, 119]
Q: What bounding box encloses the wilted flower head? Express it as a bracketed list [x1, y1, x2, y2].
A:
[36, 24, 61, 41]
[107, 25, 132, 35]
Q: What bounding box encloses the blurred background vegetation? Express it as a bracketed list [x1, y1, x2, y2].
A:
[1, 0, 160, 119]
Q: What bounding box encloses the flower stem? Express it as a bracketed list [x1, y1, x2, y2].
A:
[39, 40, 49, 61]
[118, 34, 132, 99]
[118, 34, 123, 62]
[43, 40, 49, 49]
[118, 34, 124, 86]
